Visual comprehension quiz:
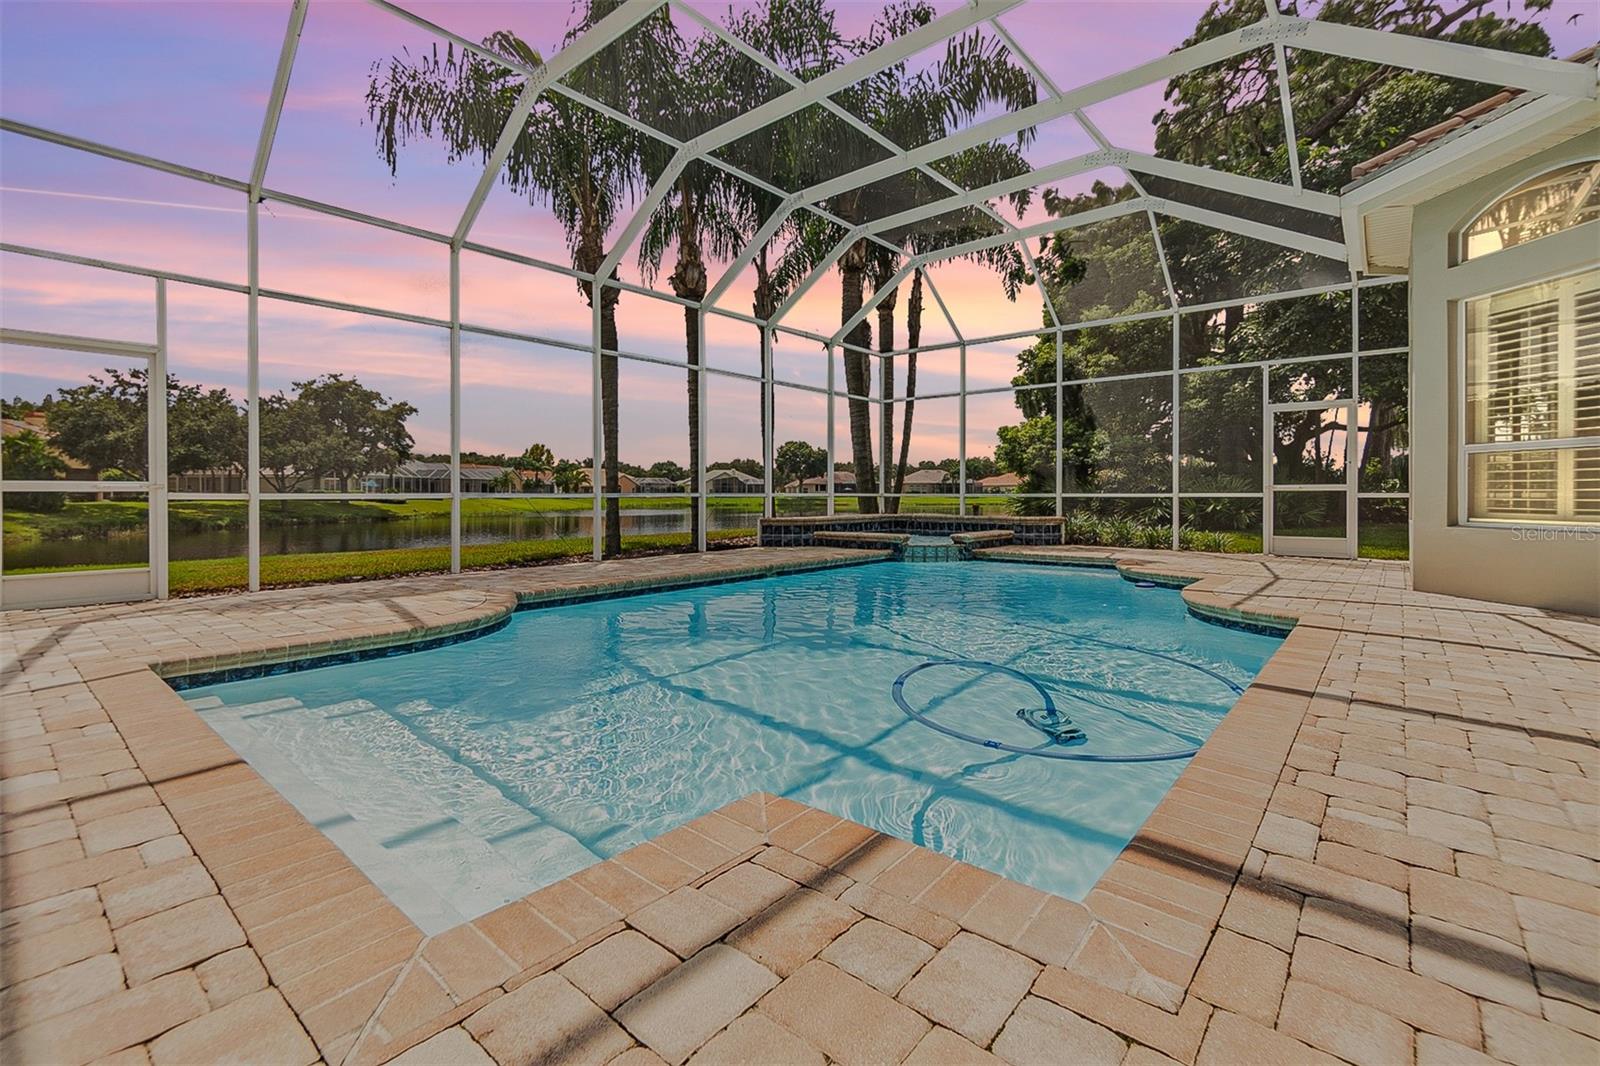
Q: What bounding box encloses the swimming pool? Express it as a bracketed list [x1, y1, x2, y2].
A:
[179, 561, 1281, 933]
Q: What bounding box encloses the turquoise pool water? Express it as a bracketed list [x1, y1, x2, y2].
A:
[182, 562, 1280, 932]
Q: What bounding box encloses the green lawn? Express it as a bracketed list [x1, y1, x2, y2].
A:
[4, 497, 1408, 592]
[5, 493, 977, 546]
[134, 529, 755, 594]
[1183, 523, 1408, 559]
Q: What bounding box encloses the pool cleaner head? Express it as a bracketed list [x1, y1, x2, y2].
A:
[1015, 706, 1086, 745]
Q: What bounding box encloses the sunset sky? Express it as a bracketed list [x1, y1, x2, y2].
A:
[2, 0, 1591, 469]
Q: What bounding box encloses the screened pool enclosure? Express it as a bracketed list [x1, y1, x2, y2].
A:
[2, 0, 1594, 605]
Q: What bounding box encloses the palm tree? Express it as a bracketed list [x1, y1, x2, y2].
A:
[516, 442, 556, 490]
[888, 144, 1036, 506]
[719, 0, 848, 496]
[828, 3, 1039, 512]
[553, 459, 592, 493]
[366, 1, 647, 556]
[637, 24, 768, 546]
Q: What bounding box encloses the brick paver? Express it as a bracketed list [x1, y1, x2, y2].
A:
[3, 545, 1596, 1063]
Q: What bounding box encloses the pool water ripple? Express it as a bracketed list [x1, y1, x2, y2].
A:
[183, 562, 1280, 932]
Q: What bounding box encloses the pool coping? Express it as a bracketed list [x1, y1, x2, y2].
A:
[13, 545, 1331, 1064]
[162, 551, 885, 690]
[969, 546, 1305, 634]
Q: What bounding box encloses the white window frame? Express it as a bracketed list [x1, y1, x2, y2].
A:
[1456, 263, 1600, 530]
[1456, 156, 1600, 265]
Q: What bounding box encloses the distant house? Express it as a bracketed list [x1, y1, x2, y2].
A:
[516, 470, 554, 493]
[362, 461, 508, 494]
[171, 469, 247, 493]
[977, 472, 1022, 493]
[3, 412, 95, 482]
[797, 471, 854, 493]
[704, 468, 763, 494]
[630, 476, 682, 494]
[901, 468, 955, 493]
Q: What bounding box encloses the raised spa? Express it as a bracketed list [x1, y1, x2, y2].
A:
[177, 561, 1280, 933]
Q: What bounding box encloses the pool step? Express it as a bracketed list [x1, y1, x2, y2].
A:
[903, 544, 963, 562]
[188, 693, 591, 932]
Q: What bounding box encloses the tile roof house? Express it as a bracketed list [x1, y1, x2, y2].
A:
[703, 468, 763, 493]
[900, 467, 956, 492]
[796, 471, 854, 492]
[977, 472, 1022, 492]
[3, 412, 98, 481]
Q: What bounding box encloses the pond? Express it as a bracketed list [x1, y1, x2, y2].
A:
[6, 507, 756, 571]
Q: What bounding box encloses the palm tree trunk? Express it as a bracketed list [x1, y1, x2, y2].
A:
[684, 305, 702, 547]
[895, 268, 923, 501]
[875, 274, 898, 513]
[840, 239, 877, 513]
[575, 212, 623, 557]
[670, 199, 708, 549]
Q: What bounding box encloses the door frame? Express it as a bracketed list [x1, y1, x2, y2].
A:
[1265, 398, 1358, 559]
[1, 297, 168, 610]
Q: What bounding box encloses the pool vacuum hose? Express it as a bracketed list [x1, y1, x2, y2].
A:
[891, 658, 1231, 763]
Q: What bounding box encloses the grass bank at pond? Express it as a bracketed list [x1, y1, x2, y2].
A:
[4, 496, 769, 545]
[8, 530, 759, 593]
[7, 494, 978, 544]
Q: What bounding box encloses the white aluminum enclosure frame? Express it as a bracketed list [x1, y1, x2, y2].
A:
[1264, 398, 1359, 559]
[2, 0, 1589, 603]
[0, 304, 168, 610]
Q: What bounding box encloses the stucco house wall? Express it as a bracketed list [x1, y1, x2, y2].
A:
[1407, 130, 1600, 615]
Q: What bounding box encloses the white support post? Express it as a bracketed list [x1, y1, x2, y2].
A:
[449, 247, 462, 573]
[240, 0, 303, 596]
[246, 199, 262, 592]
[1054, 330, 1064, 518]
[883, 393, 896, 518]
[1273, 44, 1303, 190]
[1169, 311, 1181, 550]
[591, 297, 604, 562]
[1350, 277, 1362, 551]
[151, 279, 169, 599]
[696, 308, 708, 554]
[1260, 364, 1271, 553]
[251, 1, 308, 194]
[826, 343, 836, 517]
[762, 327, 774, 519]
[958, 342, 968, 517]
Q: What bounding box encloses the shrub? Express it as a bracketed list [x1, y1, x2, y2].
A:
[1133, 523, 1170, 549]
[1099, 517, 1138, 547]
[1063, 512, 1100, 545]
[2, 431, 67, 512]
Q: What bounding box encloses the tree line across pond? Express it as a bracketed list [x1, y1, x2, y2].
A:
[3, 372, 419, 506]
[1, 370, 996, 509]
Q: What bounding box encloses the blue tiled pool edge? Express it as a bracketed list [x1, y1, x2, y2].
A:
[166, 550, 1293, 691]
[164, 551, 887, 690]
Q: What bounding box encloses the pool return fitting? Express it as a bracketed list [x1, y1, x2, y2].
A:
[890, 657, 1236, 763]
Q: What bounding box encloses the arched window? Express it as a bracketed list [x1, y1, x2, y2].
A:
[1460, 160, 1600, 261]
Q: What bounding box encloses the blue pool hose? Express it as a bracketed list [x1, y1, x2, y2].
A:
[891, 657, 1239, 764]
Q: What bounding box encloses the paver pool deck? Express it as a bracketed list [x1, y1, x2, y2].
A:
[1, 545, 1596, 1065]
